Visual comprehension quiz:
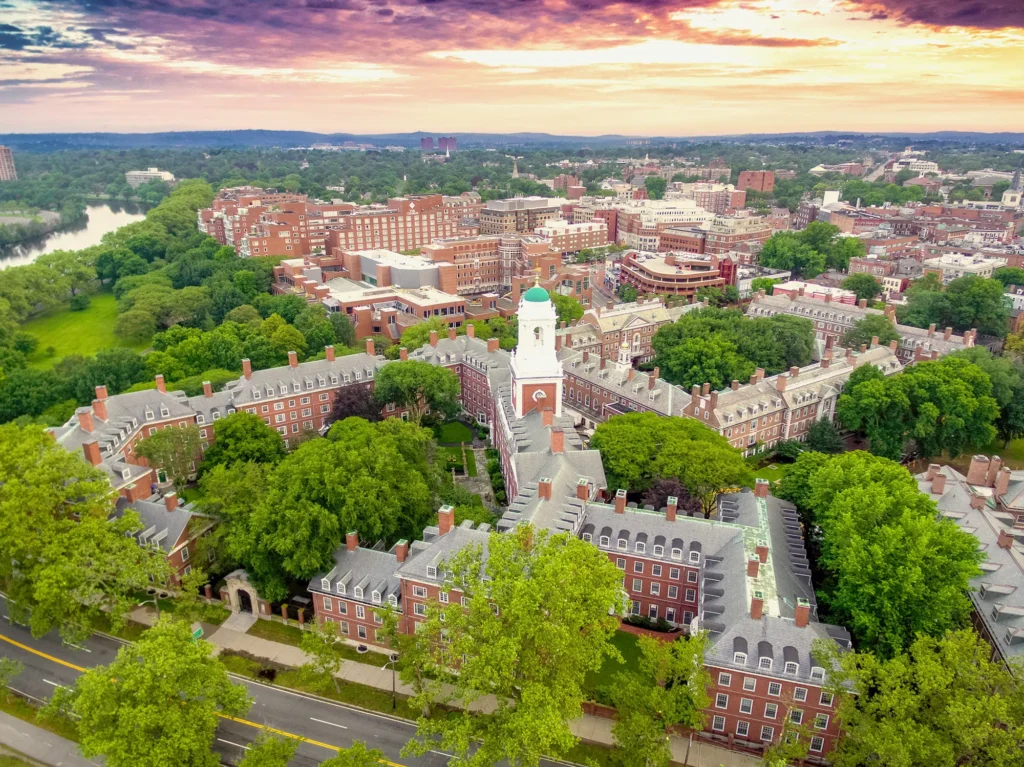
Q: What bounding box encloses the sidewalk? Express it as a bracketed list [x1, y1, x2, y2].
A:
[0, 711, 101, 767]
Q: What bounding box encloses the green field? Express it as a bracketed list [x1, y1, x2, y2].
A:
[754, 463, 789, 484]
[20, 291, 151, 369]
[584, 630, 643, 697]
[435, 421, 474, 444]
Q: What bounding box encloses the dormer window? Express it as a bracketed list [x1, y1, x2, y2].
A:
[426, 566, 438, 579]
[653, 545, 664, 557]
[367, 370, 374, 379]
[196, 414, 205, 424]
[810, 667, 825, 683]
[354, 587, 363, 599]
[321, 578, 331, 590]
[305, 381, 313, 390]
[599, 536, 610, 548]
[336, 583, 346, 595]
[784, 662, 799, 675]
[372, 591, 381, 604]
[759, 657, 773, 671]
[227, 408, 235, 415]
[671, 548, 683, 561]
[734, 652, 747, 665]
[292, 383, 301, 393]
[212, 412, 221, 420]
[635, 542, 646, 554]
[331, 374, 339, 385]
[253, 391, 261, 400]
[160, 406, 170, 418]
[121, 468, 131, 480]
[617, 539, 627, 551]
[388, 594, 398, 607]
[689, 551, 701, 564]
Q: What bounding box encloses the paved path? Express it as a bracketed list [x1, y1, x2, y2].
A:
[0, 711, 100, 767]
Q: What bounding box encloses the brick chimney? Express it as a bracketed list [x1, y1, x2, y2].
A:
[583, 350, 589, 363]
[466, 324, 475, 339]
[998, 528, 1015, 549]
[701, 382, 711, 396]
[925, 463, 941, 482]
[242, 358, 252, 380]
[76, 406, 94, 433]
[754, 478, 770, 498]
[202, 381, 213, 398]
[649, 368, 659, 389]
[928, 323, 936, 337]
[92, 397, 107, 421]
[971, 494, 986, 510]
[731, 379, 740, 391]
[95, 385, 108, 400]
[538, 477, 552, 500]
[944, 327, 953, 341]
[666, 496, 678, 522]
[542, 408, 553, 427]
[395, 539, 409, 563]
[756, 368, 765, 382]
[820, 352, 832, 370]
[691, 384, 701, 399]
[825, 293, 833, 303]
[164, 492, 178, 512]
[997, 467, 1012, 498]
[776, 374, 788, 393]
[346, 530, 359, 551]
[448, 328, 457, 341]
[756, 541, 769, 564]
[288, 351, 298, 368]
[400, 347, 408, 361]
[966, 455, 990, 486]
[858, 298, 867, 309]
[487, 338, 499, 353]
[429, 330, 439, 347]
[438, 505, 454, 535]
[576, 478, 589, 501]
[859, 344, 867, 353]
[749, 373, 758, 386]
[325, 345, 335, 362]
[987, 456, 1003, 487]
[365, 338, 376, 356]
[155, 374, 166, 393]
[795, 597, 811, 628]
[82, 440, 102, 466]
[889, 339, 898, 352]
[750, 591, 764, 620]
[550, 430, 564, 455]
[870, 335, 879, 347]
[614, 488, 627, 514]
[747, 558, 759, 578]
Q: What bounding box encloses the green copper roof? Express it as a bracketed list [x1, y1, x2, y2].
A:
[523, 286, 550, 302]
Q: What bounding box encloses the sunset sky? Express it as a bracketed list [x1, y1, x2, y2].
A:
[2, 0, 1023, 135]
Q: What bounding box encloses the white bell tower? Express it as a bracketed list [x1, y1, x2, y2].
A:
[510, 285, 563, 418]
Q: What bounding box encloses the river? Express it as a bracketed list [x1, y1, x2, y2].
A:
[0, 202, 148, 269]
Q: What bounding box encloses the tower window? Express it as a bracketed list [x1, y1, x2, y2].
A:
[534, 327, 543, 345]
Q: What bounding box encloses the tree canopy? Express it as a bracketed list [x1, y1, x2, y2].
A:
[372, 360, 461, 425]
[898, 274, 1010, 338]
[841, 273, 882, 302]
[199, 411, 286, 473]
[135, 423, 202, 491]
[840, 314, 900, 351]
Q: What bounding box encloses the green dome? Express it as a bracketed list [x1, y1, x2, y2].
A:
[523, 286, 550, 302]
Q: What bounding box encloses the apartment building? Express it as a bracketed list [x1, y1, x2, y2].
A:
[618, 251, 735, 298]
[921, 253, 1008, 283]
[533, 220, 608, 255]
[736, 171, 775, 193]
[326, 195, 479, 253]
[704, 216, 774, 255]
[772, 282, 857, 305]
[0, 146, 16, 181]
[479, 197, 566, 235]
[678, 183, 747, 215]
[125, 167, 175, 188]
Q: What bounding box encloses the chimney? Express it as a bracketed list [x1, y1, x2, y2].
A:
[794, 598, 811, 628]
[756, 368, 765, 382]
[466, 324, 475, 339]
[754, 478, 770, 499]
[820, 353, 832, 370]
[576, 478, 589, 501]
[858, 298, 867, 309]
[998, 529, 1015, 549]
[487, 338, 500, 353]
[709, 391, 718, 409]
[846, 349, 856, 365]
[627, 369, 636, 382]
[701, 382, 711, 396]
[429, 330, 439, 347]
[542, 408, 553, 427]
[970, 494, 986, 510]
[400, 347, 408, 361]
[747, 558, 759, 578]
[691, 384, 700, 400]
[666, 496, 678, 522]
[966, 455, 990, 486]
[750, 591, 764, 620]
[155, 374, 166, 393]
[346, 530, 359, 551]
[438, 505, 454, 535]
[790, 366, 799, 378]
[944, 327, 952, 341]
[776, 374, 788, 393]
[242, 358, 252, 380]
[395, 539, 409, 563]
[320, 345, 333, 363]
[95, 385, 108, 400]
[925, 463, 941, 481]
[550, 430, 565, 455]
[448, 328, 457, 341]
[649, 368, 659, 389]
[82, 440, 102, 466]
[987, 456, 1003, 487]
[614, 488, 627, 514]
[859, 344, 867, 353]
[825, 293, 833, 303]
[583, 350, 589, 364]
[731, 379, 740, 391]
[825, 335, 834, 350]
[997, 467, 1012, 498]
[749, 373, 758, 386]
[928, 323, 936, 337]
[930, 473, 947, 494]
[288, 351, 298, 368]
[756, 541, 769, 563]
[889, 339, 898, 352]
[76, 406, 94, 433]
[164, 492, 179, 512]
[870, 335, 879, 347]
[538, 477, 552, 500]
[92, 397, 107, 421]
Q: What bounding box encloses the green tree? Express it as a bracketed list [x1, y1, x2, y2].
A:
[841, 273, 882, 302]
[372, 360, 461, 424]
[644, 176, 667, 200]
[45, 618, 251, 767]
[300, 617, 345, 694]
[401, 525, 626, 767]
[949, 347, 1024, 448]
[945, 275, 1011, 338]
[396, 317, 449, 352]
[750, 277, 780, 296]
[331, 311, 357, 348]
[826, 236, 865, 272]
[35, 249, 96, 296]
[759, 232, 825, 279]
[655, 441, 753, 517]
[199, 412, 285, 473]
[136, 424, 202, 491]
[840, 314, 900, 350]
[320, 741, 388, 767]
[550, 293, 584, 325]
[993, 266, 1024, 288]
[805, 418, 845, 454]
[238, 732, 299, 767]
[821, 629, 1024, 767]
[115, 308, 158, 342]
[656, 334, 754, 391]
[195, 461, 271, 572]
[617, 284, 639, 303]
[609, 635, 711, 767]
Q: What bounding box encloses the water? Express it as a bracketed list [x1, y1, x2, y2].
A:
[0, 202, 148, 268]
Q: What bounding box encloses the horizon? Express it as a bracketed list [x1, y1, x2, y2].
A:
[2, 0, 1023, 134]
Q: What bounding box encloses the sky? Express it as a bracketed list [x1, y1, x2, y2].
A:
[1, 0, 1023, 136]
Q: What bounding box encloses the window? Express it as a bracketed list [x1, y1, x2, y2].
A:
[599, 536, 610, 548]
[715, 693, 729, 709]
[631, 601, 641, 615]
[688, 551, 700, 564]
[371, 591, 381, 605]
[733, 652, 747, 665]
[388, 595, 398, 607]
[635, 542, 645, 554]
[338, 602, 347, 615]
[426, 566, 438, 579]
[648, 604, 658, 619]
[357, 625, 367, 639]
[739, 698, 753, 714]
[718, 672, 731, 687]
[336, 582, 346, 596]
[736, 721, 749, 738]
[759, 657, 773, 671]
[414, 603, 427, 616]
[794, 687, 807, 703]
[632, 579, 642, 592]
[340, 621, 349, 635]
[670, 568, 680, 580]
[810, 736, 825, 753]
[412, 586, 427, 599]
[355, 605, 365, 619]
[743, 677, 756, 692]
[651, 565, 662, 577]
[439, 591, 449, 604]
[784, 662, 798, 676]
[764, 703, 778, 720]
[617, 539, 627, 551]
[768, 682, 782, 697]
[671, 548, 683, 561]
[685, 589, 696, 602]
[653, 546, 664, 557]
[650, 583, 660, 596]
[687, 570, 698, 583]
[321, 578, 331, 591]
[668, 586, 678, 599]
[760, 726, 774, 742]
[819, 692, 834, 707]
[615, 558, 625, 569]
[810, 666, 826, 683]
[814, 714, 829, 730]
[711, 716, 726, 732]
[183, 564, 192, 576]
[324, 597, 333, 612]
[582, 533, 592, 543]
[354, 587, 363, 600]
[633, 561, 644, 573]
[181, 548, 189, 562]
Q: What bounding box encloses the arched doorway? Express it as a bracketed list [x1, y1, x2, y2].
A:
[238, 590, 253, 613]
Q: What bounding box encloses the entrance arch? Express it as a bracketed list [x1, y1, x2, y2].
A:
[238, 589, 253, 613]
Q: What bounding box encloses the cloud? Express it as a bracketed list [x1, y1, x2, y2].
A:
[845, 0, 1024, 29]
[0, 22, 91, 50]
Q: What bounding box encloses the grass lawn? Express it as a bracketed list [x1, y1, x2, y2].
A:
[754, 463, 789, 484]
[435, 421, 474, 444]
[246, 620, 389, 664]
[0, 755, 35, 766]
[21, 291, 150, 369]
[584, 630, 643, 698]
[439, 446, 465, 473]
[464, 449, 478, 478]
[0, 692, 78, 744]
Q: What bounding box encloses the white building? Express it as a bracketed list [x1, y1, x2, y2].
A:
[921, 253, 1008, 283]
[125, 167, 176, 188]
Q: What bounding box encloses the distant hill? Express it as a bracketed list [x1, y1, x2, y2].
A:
[1, 129, 1023, 152]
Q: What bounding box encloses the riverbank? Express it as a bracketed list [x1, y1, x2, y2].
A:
[0, 202, 147, 267]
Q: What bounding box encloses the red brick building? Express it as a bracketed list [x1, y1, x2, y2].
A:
[618, 251, 735, 298]
[736, 171, 775, 194]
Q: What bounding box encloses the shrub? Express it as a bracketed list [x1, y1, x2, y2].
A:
[70, 293, 91, 311]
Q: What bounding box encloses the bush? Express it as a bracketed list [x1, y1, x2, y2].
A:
[624, 615, 674, 633]
[70, 293, 91, 311]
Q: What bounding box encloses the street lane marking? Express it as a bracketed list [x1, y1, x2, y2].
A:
[310, 717, 348, 729]
[0, 632, 406, 767]
[43, 679, 65, 688]
[217, 738, 250, 750]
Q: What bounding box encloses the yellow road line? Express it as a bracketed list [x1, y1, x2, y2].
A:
[0, 632, 405, 766]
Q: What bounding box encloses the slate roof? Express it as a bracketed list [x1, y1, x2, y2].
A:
[559, 348, 692, 418]
[397, 521, 492, 585]
[309, 540, 404, 608]
[115, 495, 205, 554]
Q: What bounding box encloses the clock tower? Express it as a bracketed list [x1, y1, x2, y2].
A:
[510, 285, 563, 419]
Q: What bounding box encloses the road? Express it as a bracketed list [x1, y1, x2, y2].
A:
[0, 598, 456, 767]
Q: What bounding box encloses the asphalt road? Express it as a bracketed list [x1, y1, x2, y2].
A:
[0, 597, 456, 767]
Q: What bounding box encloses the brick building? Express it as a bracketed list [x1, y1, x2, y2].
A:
[552, 174, 580, 191]
[479, 197, 566, 235]
[0, 145, 17, 181]
[618, 251, 735, 299]
[736, 171, 775, 194]
[533, 220, 608, 255]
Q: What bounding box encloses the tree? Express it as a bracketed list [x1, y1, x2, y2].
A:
[195, 462, 271, 572]
[944, 275, 1010, 338]
[320, 742, 387, 767]
[401, 525, 625, 767]
[821, 629, 1024, 767]
[135, 424, 202, 491]
[805, 418, 844, 454]
[609, 635, 711, 767]
[550, 293, 584, 325]
[396, 317, 448, 352]
[841, 273, 882, 302]
[199, 412, 285, 473]
[331, 384, 381, 423]
[656, 334, 754, 392]
[45, 618, 251, 767]
[655, 442, 753, 517]
[644, 176, 667, 200]
[640, 478, 702, 517]
[617, 284, 638, 303]
[36, 249, 96, 296]
[826, 236, 865, 272]
[238, 732, 298, 767]
[373, 360, 461, 425]
[115, 308, 157, 341]
[300, 617, 345, 694]
[750, 277, 780, 296]
[330, 311, 357, 348]
[840, 314, 900, 350]
[949, 347, 1024, 448]
[993, 266, 1024, 288]
[759, 232, 825, 279]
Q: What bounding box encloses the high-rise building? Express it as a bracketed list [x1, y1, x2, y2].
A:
[736, 170, 775, 193]
[437, 136, 457, 153]
[0, 146, 17, 181]
[479, 196, 566, 235]
[420, 137, 435, 152]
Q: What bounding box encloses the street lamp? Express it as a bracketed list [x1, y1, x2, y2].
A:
[382, 654, 399, 711]
[137, 596, 161, 621]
